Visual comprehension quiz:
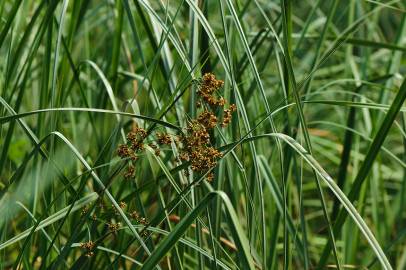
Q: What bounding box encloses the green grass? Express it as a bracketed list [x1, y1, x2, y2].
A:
[0, 0, 406, 269]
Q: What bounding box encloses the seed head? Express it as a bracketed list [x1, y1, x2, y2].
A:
[197, 110, 217, 129]
[108, 222, 121, 232]
[119, 201, 127, 209]
[156, 132, 172, 145]
[197, 73, 225, 107]
[80, 241, 95, 257]
[124, 165, 135, 179]
[221, 104, 237, 127]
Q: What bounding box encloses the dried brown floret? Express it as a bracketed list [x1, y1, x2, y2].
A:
[130, 211, 140, 220]
[85, 251, 94, 257]
[217, 97, 226, 107]
[127, 126, 147, 152]
[130, 140, 144, 152]
[135, 127, 147, 139]
[124, 165, 135, 179]
[80, 241, 94, 250]
[139, 217, 148, 226]
[126, 131, 137, 143]
[130, 211, 149, 226]
[221, 104, 237, 127]
[185, 121, 210, 147]
[119, 201, 127, 209]
[117, 144, 133, 159]
[81, 206, 89, 216]
[197, 110, 217, 129]
[156, 132, 172, 145]
[127, 126, 147, 141]
[178, 117, 223, 180]
[141, 230, 149, 238]
[197, 73, 225, 106]
[179, 152, 189, 162]
[108, 222, 121, 232]
[80, 241, 95, 257]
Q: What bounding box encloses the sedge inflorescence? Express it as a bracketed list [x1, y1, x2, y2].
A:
[177, 73, 236, 181]
[116, 73, 236, 183]
[80, 241, 95, 257]
[117, 126, 147, 179]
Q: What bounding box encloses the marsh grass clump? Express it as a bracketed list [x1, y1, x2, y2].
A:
[2, 2, 405, 269]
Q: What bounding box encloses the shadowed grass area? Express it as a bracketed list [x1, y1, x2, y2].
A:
[0, 1, 405, 269]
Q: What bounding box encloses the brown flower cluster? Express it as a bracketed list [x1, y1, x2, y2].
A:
[197, 73, 236, 128]
[117, 144, 136, 161]
[156, 132, 172, 145]
[197, 73, 226, 106]
[116, 73, 236, 183]
[81, 206, 89, 216]
[221, 104, 237, 127]
[108, 222, 121, 232]
[179, 120, 222, 180]
[126, 126, 147, 151]
[80, 241, 95, 257]
[176, 73, 236, 181]
[130, 210, 149, 226]
[197, 110, 217, 129]
[130, 210, 149, 238]
[117, 126, 148, 179]
[119, 201, 127, 209]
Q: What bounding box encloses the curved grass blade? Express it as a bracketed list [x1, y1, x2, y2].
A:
[140, 191, 256, 270]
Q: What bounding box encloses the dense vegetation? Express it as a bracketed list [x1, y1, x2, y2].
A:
[1, 0, 406, 269]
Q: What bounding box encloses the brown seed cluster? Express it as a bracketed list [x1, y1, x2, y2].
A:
[221, 104, 237, 127]
[130, 210, 149, 238]
[80, 241, 95, 257]
[176, 73, 236, 182]
[123, 165, 135, 179]
[130, 210, 149, 226]
[197, 110, 217, 129]
[196, 73, 236, 128]
[117, 126, 148, 179]
[156, 132, 172, 145]
[179, 120, 222, 178]
[130, 210, 140, 220]
[119, 201, 127, 209]
[127, 126, 147, 151]
[197, 73, 226, 106]
[108, 222, 121, 232]
[117, 144, 135, 160]
[116, 73, 236, 183]
[81, 206, 89, 216]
